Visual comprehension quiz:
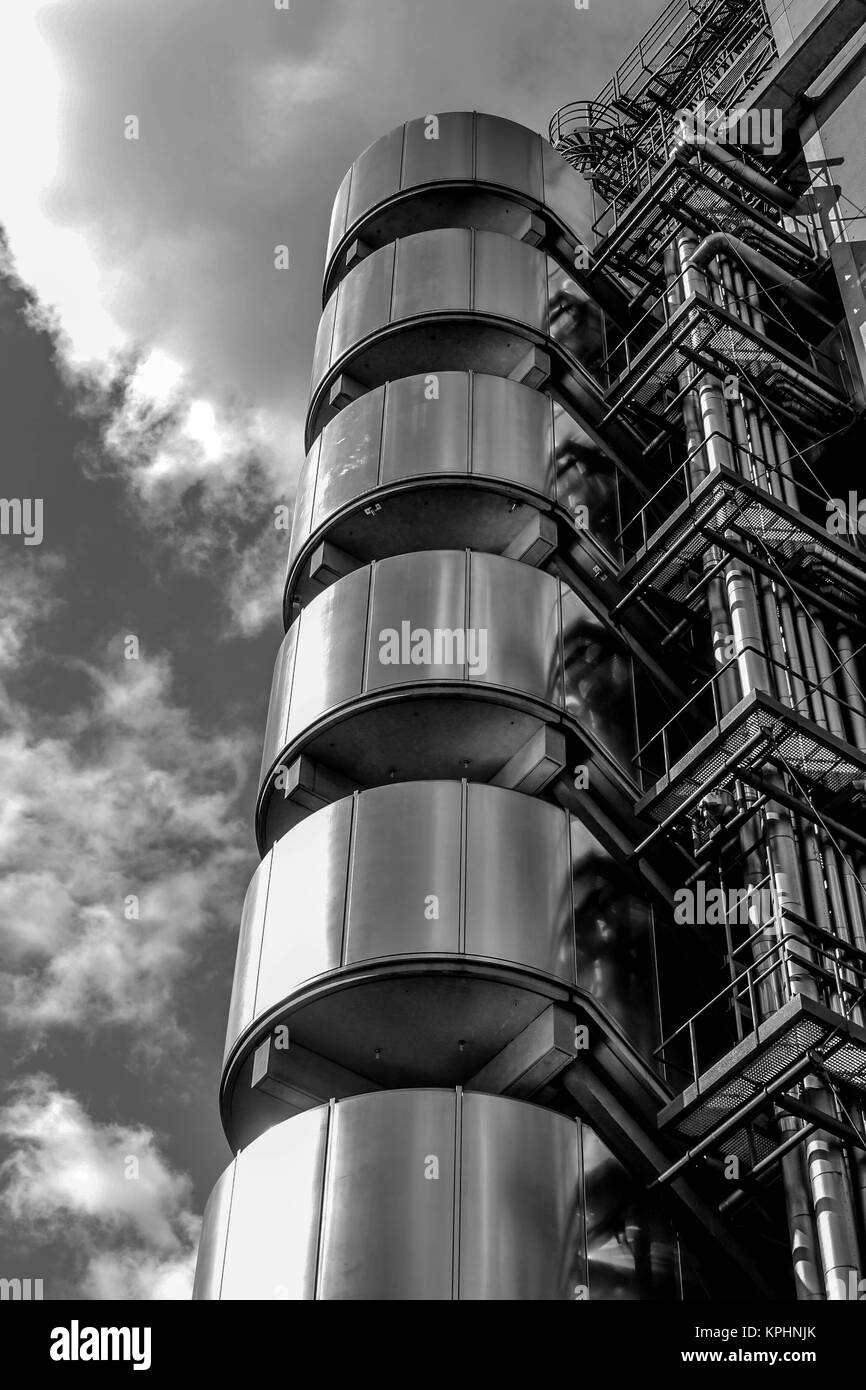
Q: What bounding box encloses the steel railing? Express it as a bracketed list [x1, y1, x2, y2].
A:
[633, 643, 866, 790]
[655, 904, 866, 1089]
[615, 431, 841, 558]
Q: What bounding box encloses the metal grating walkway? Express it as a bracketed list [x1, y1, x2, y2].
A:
[591, 154, 802, 287]
[636, 688, 866, 826]
[604, 292, 848, 432]
[618, 466, 866, 611]
[659, 994, 866, 1151]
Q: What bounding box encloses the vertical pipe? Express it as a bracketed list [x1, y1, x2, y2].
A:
[674, 232, 739, 709]
[837, 629, 866, 748]
[696, 247, 863, 1297]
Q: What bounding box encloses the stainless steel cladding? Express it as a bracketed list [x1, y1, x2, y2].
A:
[258, 549, 635, 848]
[195, 1090, 683, 1301]
[285, 373, 618, 613]
[221, 780, 656, 1145]
[308, 228, 605, 445]
[196, 85, 739, 1302]
[324, 112, 592, 297]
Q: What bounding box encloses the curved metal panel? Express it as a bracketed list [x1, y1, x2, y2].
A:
[542, 138, 591, 245]
[225, 775, 662, 1074]
[392, 227, 472, 318]
[260, 553, 641, 858]
[345, 781, 462, 961]
[402, 111, 474, 187]
[325, 164, 352, 270]
[285, 566, 370, 746]
[475, 113, 544, 202]
[309, 229, 612, 449]
[329, 241, 395, 366]
[287, 438, 320, 580]
[286, 374, 571, 609]
[224, 855, 271, 1064]
[318, 1089, 457, 1300]
[324, 113, 590, 296]
[191, 1163, 235, 1300]
[366, 550, 467, 688]
[380, 372, 470, 481]
[199, 1092, 663, 1301]
[255, 798, 352, 1021]
[470, 373, 554, 493]
[345, 125, 404, 228]
[261, 552, 596, 846]
[467, 551, 562, 704]
[474, 230, 547, 331]
[310, 388, 384, 529]
[460, 1091, 580, 1300]
[310, 292, 337, 401]
[221, 1105, 328, 1301]
[227, 780, 594, 1069]
[259, 623, 298, 790]
[465, 784, 573, 979]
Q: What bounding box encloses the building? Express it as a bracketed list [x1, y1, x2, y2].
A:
[194, 0, 866, 1300]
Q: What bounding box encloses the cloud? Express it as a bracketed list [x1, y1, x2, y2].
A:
[0, 0, 659, 636]
[0, 562, 254, 1048]
[0, 1074, 199, 1299]
[222, 518, 286, 639]
[0, 552, 65, 679]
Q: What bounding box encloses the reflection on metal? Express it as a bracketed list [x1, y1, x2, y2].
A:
[199, 0, 866, 1292]
[221, 780, 656, 1143]
[324, 112, 596, 299]
[307, 227, 615, 450]
[195, 1089, 685, 1301]
[285, 372, 619, 613]
[546, 0, 866, 1306]
[257, 549, 636, 850]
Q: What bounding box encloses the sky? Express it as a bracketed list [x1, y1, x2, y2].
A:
[0, 0, 662, 1300]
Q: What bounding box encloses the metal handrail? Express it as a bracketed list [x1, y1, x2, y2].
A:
[589, 138, 814, 254]
[616, 433, 841, 557]
[548, 100, 624, 148]
[655, 921, 866, 1089]
[633, 641, 866, 788]
[599, 262, 839, 391]
[549, 0, 777, 209]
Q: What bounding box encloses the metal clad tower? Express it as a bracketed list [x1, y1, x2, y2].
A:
[197, 0, 866, 1300]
